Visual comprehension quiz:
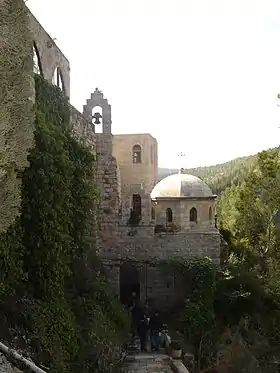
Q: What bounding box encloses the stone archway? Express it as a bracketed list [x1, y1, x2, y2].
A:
[119, 262, 140, 306]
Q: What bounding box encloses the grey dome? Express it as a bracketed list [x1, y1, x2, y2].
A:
[151, 169, 213, 199]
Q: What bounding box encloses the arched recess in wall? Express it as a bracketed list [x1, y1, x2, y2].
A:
[151, 206, 155, 220]
[190, 207, 197, 223]
[132, 145, 142, 164]
[52, 66, 65, 93]
[209, 206, 213, 221]
[166, 208, 173, 223]
[33, 42, 43, 76]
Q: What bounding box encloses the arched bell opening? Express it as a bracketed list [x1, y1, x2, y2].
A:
[92, 105, 103, 133]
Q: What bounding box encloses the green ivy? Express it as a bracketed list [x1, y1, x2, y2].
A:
[0, 76, 129, 373]
[0, 0, 35, 234]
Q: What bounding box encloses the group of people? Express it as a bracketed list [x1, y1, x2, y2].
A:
[128, 293, 163, 352]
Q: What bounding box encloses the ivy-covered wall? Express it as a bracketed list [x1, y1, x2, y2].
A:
[0, 76, 129, 373]
[0, 0, 35, 234]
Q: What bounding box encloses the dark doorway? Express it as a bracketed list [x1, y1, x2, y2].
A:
[120, 262, 140, 306]
[132, 194, 142, 219]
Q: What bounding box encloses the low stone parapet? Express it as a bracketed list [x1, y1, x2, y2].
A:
[170, 359, 190, 373]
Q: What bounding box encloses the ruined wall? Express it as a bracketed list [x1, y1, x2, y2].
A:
[70, 106, 95, 153]
[28, 8, 70, 98]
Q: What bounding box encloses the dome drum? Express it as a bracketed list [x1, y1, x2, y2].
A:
[151, 170, 217, 232]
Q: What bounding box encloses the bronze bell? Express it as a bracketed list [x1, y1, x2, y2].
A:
[93, 112, 102, 125]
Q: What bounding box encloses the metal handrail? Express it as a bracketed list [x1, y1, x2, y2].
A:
[0, 341, 47, 373]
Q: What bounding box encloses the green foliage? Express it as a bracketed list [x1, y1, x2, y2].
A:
[0, 223, 26, 295]
[216, 148, 280, 368]
[220, 149, 280, 268]
[159, 257, 216, 345]
[0, 76, 129, 373]
[0, 0, 35, 234]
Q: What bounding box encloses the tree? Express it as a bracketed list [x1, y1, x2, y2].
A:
[233, 150, 280, 273]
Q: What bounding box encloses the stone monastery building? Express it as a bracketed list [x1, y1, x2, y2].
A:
[29, 8, 221, 310]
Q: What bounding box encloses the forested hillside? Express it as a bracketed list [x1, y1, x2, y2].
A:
[158, 148, 279, 194]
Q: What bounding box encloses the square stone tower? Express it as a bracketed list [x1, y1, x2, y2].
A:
[112, 133, 158, 224]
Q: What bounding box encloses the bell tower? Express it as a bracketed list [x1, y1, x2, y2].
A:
[83, 88, 112, 134]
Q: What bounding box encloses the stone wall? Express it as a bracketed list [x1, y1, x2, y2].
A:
[70, 106, 121, 256]
[145, 264, 187, 311]
[101, 228, 221, 311]
[155, 198, 216, 231]
[27, 7, 70, 98]
[120, 188, 152, 225]
[100, 226, 221, 308]
[95, 134, 121, 253]
[99, 227, 221, 262]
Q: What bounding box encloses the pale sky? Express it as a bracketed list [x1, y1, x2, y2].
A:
[28, 0, 280, 169]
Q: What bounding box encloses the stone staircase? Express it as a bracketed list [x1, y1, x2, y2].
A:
[122, 337, 189, 373]
[123, 343, 172, 373]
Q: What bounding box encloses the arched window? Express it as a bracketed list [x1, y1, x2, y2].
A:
[190, 207, 197, 223]
[132, 145, 141, 164]
[151, 206, 155, 220]
[166, 208, 173, 223]
[209, 206, 213, 221]
[52, 66, 65, 92]
[33, 42, 43, 75]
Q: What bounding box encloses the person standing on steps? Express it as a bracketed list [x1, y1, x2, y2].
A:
[138, 310, 150, 352]
[131, 298, 143, 340]
[150, 310, 163, 352]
